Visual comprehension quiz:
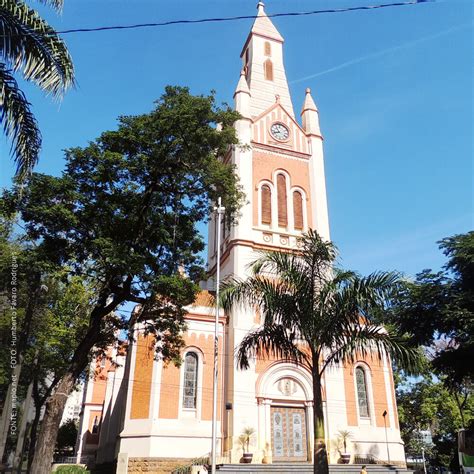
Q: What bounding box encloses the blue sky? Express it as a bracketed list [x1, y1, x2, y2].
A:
[0, 0, 472, 278]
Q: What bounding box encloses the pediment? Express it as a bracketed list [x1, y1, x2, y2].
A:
[252, 103, 310, 156]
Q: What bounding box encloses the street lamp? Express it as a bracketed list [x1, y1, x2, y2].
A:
[382, 410, 390, 464]
[211, 198, 225, 474]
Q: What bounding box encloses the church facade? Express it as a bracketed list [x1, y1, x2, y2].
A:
[76, 3, 406, 469]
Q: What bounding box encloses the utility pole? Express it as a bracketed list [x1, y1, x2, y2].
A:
[211, 198, 225, 474]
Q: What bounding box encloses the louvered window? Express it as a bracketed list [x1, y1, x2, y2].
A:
[293, 191, 304, 230]
[264, 41, 271, 56]
[261, 185, 272, 225]
[264, 60, 273, 81]
[277, 174, 288, 227]
[183, 352, 198, 409]
[356, 367, 370, 418]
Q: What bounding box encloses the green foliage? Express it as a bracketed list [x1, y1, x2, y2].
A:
[238, 427, 255, 453]
[221, 230, 420, 374]
[221, 230, 421, 473]
[1, 87, 244, 470]
[2, 85, 243, 365]
[54, 466, 90, 474]
[0, 0, 75, 178]
[56, 419, 78, 454]
[390, 231, 474, 387]
[389, 232, 474, 469]
[171, 456, 209, 474]
[336, 429, 353, 453]
[396, 371, 473, 468]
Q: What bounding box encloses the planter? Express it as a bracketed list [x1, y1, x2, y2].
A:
[340, 453, 351, 464]
[262, 455, 271, 464]
[242, 453, 253, 463]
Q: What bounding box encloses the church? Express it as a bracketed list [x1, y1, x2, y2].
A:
[75, 3, 407, 471]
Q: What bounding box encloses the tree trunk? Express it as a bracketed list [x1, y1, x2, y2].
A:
[13, 375, 33, 472]
[29, 373, 76, 474]
[26, 401, 42, 474]
[29, 296, 123, 474]
[0, 358, 23, 462]
[312, 366, 329, 474]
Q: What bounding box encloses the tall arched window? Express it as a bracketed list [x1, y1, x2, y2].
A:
[293, 191, 304, 230]
[264, 59, 273, 81]
[355, 367, 370, 418]
[277, 174, 288, 227]
[183, 352, 198, 409]
[261, 184, 272, 225]
[264, 41, 271, 56]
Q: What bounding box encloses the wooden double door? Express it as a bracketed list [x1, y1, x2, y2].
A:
[270, 406, 308, 461]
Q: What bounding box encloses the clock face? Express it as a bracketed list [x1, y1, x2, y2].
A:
[270, 122, 290, 141]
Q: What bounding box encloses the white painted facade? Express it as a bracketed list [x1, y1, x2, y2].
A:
[76, 3, 406, 468]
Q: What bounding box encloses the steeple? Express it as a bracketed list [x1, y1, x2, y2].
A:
[301, 88, 322, 137]
[251, 2, 284, 43]
[240, 2, 294, 118]
[234, 70, 251, 119]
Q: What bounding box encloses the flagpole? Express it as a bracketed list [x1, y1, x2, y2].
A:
[211, 197, 225, 474]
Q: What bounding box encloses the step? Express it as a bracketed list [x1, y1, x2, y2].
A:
[215, 464, 413, 474]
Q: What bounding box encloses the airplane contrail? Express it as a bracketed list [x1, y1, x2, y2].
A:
[290, 22, 472, 84]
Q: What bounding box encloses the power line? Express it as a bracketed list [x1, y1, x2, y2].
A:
[54, 1, 433, 36]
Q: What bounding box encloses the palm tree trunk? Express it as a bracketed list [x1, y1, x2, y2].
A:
[29, 372, 76, 474]
[311, 365, 329, 474]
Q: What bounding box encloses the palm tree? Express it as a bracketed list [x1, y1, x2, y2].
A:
[0, 0, 75, 179]
[220, 230, 420, 474]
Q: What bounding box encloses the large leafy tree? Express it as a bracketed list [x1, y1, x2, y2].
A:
[0, 227, 91, 471]
[389, 231, 474, 388]
[221, 231, 420, 474]
[0, 0, 74, 178]
[1, 86, 243, 474]
[396, 370, 473, 470]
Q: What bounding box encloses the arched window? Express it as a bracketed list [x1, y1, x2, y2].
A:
[264, 41, 271, 56]
[293, 191, 304, 230]
[277, 174, 288, 227]
[264, 59, 273, 81]
[183, 352, 198, 409]
[261, 184, 272, 225]
[91, 416, 100, 434]
[355, 367, 370, 418]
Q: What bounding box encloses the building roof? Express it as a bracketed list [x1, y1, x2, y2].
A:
[251, 2, 284, 43]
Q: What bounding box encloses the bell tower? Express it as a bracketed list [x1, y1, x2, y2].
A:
[208, 2, 330, 280]
[206, 1, 331, 461]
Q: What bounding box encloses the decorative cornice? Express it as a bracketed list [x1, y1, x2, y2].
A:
[251, 141, 311, 160]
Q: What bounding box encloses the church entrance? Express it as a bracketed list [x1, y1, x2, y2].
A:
[270, 406, 308, 462]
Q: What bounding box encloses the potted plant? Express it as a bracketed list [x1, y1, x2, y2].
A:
[239, 427, 255, 463]
[337, 429, 353, 464]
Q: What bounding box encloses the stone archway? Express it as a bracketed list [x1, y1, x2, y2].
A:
[256, 362, 316, 463]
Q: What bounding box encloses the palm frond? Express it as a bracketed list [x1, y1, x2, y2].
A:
[221, 275, 301, 329]
[236, 323, 309, 369]
[35, 0, 64, 12]
[0, 0, 75, 96]
[321, 323, 422, 375]
[0, 63, 41, 178]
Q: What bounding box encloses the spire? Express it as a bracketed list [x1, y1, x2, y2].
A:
[234, 70, 251, 118]
[301, 88, 318, 113]
[301, 88, 321, 137]
[239, 3, 294, 117]
[234, 70, 250, 96]
[251, 2, 284, 43]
